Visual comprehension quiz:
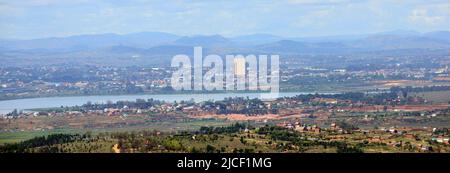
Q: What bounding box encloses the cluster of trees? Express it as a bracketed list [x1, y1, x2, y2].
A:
[257, 125, 301, 141]
[257, 125, 364, 153]
[0, 134, 85, 153]
[199, 123, 251, 134]
[336, 143, 363, 153]
[5, 109, 21, 117]
[433, 128, 449, 136]
[336, 121, 359, 131]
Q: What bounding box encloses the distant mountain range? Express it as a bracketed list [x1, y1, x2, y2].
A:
[0, 30, 449, 61]
[0, 32, 179, 51]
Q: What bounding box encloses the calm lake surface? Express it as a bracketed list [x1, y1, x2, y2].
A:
[0, 92, 334, 115]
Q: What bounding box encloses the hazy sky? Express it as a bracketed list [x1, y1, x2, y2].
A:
[0, 0, 449, 39]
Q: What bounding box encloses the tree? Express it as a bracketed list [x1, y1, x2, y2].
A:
[206, 145, 216, 153]
[240, 136, 246, 144]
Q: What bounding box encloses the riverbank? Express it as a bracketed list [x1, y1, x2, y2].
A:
[0, 92, 339, 115]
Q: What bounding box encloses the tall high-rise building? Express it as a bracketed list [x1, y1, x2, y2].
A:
[234, 58, 246, 76]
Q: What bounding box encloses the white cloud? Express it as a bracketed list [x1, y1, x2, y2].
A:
[287, 0, 364, 5]
[409, 9, 444, 25]
[292, 8, 334, 28]
[0, 0, 90, 7]
[1, 0, 450, 39]
[409, 3, 449, 25]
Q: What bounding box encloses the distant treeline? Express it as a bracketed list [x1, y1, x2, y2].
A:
[285, 86, 450, 105]
[286, 92, 398, 105]
[390, 86, 450, 93]
[287, 92, 365, 102]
